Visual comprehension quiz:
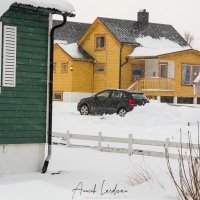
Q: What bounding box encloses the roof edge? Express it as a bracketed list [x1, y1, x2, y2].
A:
[12, 3, 75, 17]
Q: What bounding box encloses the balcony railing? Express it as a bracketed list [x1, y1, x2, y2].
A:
[127, 78, 174, 92]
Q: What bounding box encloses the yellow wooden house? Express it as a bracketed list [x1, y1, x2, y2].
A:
[53, 10, 200, 104]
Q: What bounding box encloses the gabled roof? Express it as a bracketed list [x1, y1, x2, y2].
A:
[53, 20, 91, 44]
[56, 42, 94, 61]
[98, 17, 189, 47]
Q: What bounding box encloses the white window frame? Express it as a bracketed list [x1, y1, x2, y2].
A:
[182, 64, 200, 85]
[3, 25, 17, 87]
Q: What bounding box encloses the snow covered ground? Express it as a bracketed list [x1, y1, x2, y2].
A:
[0, 100, 200, 200]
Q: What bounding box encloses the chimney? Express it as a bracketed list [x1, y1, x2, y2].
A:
[137, 9, 149, 25]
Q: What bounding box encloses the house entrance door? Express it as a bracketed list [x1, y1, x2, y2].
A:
[159, 63, 168, 78]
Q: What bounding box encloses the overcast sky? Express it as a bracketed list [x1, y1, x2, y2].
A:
[57, 0, 200, 50]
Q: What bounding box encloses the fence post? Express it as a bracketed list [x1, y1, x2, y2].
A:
[165, 138, 169, 153]
[98, 132, 102, 151]
[128, 134, 133, 155]
[66, 130, 70, 147]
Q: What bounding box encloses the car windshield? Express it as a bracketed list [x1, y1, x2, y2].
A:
[131, 93, 148, 100]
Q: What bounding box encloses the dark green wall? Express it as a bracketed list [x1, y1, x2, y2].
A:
[0, 6, 49, 144]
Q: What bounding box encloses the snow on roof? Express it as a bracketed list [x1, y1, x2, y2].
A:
[128, 36, 191, 57]
[54, 40, 68, 45]
[0, 0, 75, 17]
[57, 42, 87, 59]
[193, 73, 200, 84]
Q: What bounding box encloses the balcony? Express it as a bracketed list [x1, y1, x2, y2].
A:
[127, 78, 174, 92]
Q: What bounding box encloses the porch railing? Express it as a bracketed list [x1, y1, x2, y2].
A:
[127, 78, 174, 92]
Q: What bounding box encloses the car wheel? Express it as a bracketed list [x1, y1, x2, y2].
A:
[80, 104, 90, 115]
[118, 108, 127, 117]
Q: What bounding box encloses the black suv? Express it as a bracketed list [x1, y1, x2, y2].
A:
[77, 89, 149, 117]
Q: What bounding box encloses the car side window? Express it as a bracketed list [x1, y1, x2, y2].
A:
[96, 91, 110, 99]
[111, 91, 126, 99]
[131, 93, 147, 100]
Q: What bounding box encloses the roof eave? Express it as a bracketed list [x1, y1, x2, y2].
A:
[121, 42, 139, 46]
[128, 55, 158, 60]
[73, 58, 94, 62]
[12, 3, 75, 17]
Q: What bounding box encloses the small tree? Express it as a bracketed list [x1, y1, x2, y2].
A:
[166, 122, 200, 200]
[184, 31, 194, 46]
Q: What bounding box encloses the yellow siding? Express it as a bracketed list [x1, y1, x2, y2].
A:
[53, 44, 93, 94]
[132, 50, 200, 98]
[72, 61, 93, 92]
[159, 50, 200, 97]
[53, 44, 73, 93]
[121, 59, 145, 89]
[80, 20, 121, 92]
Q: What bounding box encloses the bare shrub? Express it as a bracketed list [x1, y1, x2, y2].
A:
[124, 158, 165, 189]
[184, 31, 194, 46]
[166, 122, 200, 200]
[124, 158, 152, 186]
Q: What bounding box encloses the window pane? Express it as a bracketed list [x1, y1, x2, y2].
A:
[95, 66, 104, 71]
[96, 37, 105, 48]
[132, 66, 142, 80]
[111, 91, 120, 98]
[160, 64, 167, 78]
[182, 65, 191, 85]
[53, 93, 62, 100]
[62, 64, 67, 72]
[96, 91, 110, 98]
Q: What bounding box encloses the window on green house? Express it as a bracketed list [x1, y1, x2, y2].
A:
[182, 64, 200, 85]
[2, 25, 17, 87]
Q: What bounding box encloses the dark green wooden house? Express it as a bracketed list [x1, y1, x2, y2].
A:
[0, 1, 74, 174]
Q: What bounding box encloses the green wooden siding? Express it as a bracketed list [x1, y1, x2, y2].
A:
[0, 6, 49, 144]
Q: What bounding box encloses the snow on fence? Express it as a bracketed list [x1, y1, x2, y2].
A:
[52, 131, 199, 159]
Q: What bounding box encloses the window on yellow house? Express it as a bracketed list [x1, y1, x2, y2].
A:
[182, 64, 200, 85]
[96, 36, 105, 49]
[132, 66, 143, 80]
[53, 92, 63, 101]
[95, 66, 104, 72]
[61, 63, 68, 73]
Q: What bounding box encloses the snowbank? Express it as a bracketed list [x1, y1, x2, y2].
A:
[53, 100, 200, 142]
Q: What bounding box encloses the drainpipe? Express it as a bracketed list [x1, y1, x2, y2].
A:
[119, 44, 128, 89]
[42, 13, 69, 173]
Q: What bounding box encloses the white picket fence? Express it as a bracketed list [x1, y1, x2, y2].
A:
[52, 131, 199, 159]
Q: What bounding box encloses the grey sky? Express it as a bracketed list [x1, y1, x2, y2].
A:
[57, 0, 200, 49]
